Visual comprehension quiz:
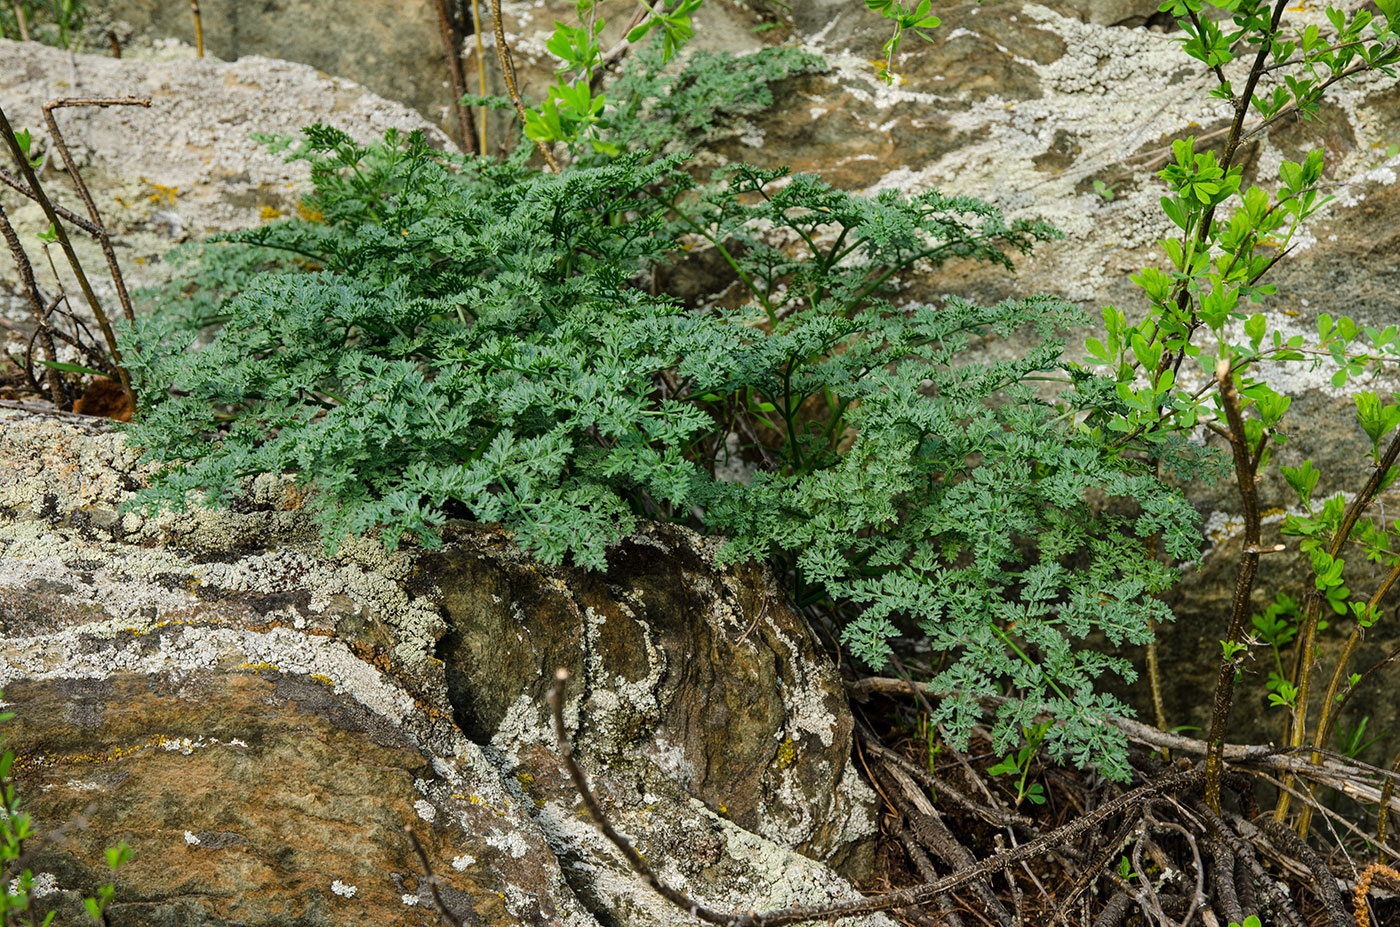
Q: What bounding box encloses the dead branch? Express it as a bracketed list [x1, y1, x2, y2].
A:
[1261, 819, 1352, 927]
[41, 96, 150, 326]
[874, 758, 1011, 926]
[553, 664, 1208, 927]
[406, 826, 464, 927]
[0, 101, 135, 406]
[848, 676, 1400, 816]
[857, 729, 1032, 830]
[0, 201, 66, 404]
[894, 821, 965, 927]
[433, 0, 480, 155]
[0, 167, 102, 235]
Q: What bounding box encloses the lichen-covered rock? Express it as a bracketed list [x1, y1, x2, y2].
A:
[0, 407, 886, 927]
[0, 38, 455, 326]
[95, 0, 451, 138]
[426, 523, 878, 877]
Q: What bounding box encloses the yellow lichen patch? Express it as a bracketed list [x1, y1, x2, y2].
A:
[774, 736, 797, 769]
[17, 735, 171, 771]
[457, 793, 508, 817]
[311, 674, 335, 685]
[297, 202, 326, 224]
[238, 662, 280, 674]
[259, 205, 282, 221]
[143, 180, 179, 205]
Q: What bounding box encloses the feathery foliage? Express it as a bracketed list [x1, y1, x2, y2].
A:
[121, 58, 1200, 775]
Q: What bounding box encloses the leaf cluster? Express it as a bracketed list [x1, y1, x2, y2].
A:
[123, 106, 1202, 776]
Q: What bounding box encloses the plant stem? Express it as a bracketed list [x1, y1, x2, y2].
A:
[0, 103, 135, 408]
[42, 97, 149, 326]
[1295, 558, 1400, 837]
[0, 202, 66, 404]
[1277, 427, 1400, 825]
[433, 0, 480, 155]
[10, 0, 29, 41]
[190, 0, 204, 56]
[1203, 360, 1262, 814]
[471, 0, 488, 151]
[487, 0, 559, 172]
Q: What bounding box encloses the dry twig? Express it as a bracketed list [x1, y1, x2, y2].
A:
[553, 663, 1209, 927]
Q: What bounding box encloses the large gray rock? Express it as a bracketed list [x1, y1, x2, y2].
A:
[97, 0, 453, 138]
[0, 407, 885, 927]
[0, 38, 454, 327]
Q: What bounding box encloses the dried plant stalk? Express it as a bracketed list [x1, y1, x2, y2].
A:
[0, 100, 137, 407]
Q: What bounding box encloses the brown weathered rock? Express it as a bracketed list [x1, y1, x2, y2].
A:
[0, 408, 885, 927]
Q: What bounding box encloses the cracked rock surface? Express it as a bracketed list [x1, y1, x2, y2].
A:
[0, 408, 884, 927]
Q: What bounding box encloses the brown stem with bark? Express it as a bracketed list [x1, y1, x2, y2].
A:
[1189, 0, 1294, 816]
[0, 202, 67, 405]
[42, 97, 149, 326]
[433, 0, 481, 155]
[0, 166, 101, 234]
[1203, 360, 1262, 813]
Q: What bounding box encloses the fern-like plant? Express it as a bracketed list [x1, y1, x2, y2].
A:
[121, 66, 1199, 775]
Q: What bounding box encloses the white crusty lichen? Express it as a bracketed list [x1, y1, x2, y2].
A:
[0, 409, 447, 667]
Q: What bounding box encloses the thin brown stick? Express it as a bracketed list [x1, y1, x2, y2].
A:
[895, 823, 965, 927]
[487, 0, 558, 172]
[42, 96, 150, 325]
[471, 0, 488, 151]
[433, 0, 480, 155]
[848, 676, 1400, 815]
[0, 201, 66, 404]
[405, 827, 465, 927]
[858, 731, 1032, 829]
[1253, 771, 1400, 866]
[10, 1, 29, 41]
[876, 760, 1010, 926]
[0, 166, 102, 234]
[190, 0, 204, 57]
[553, 668, 1206, 927]
[0, 102, 134, 407]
